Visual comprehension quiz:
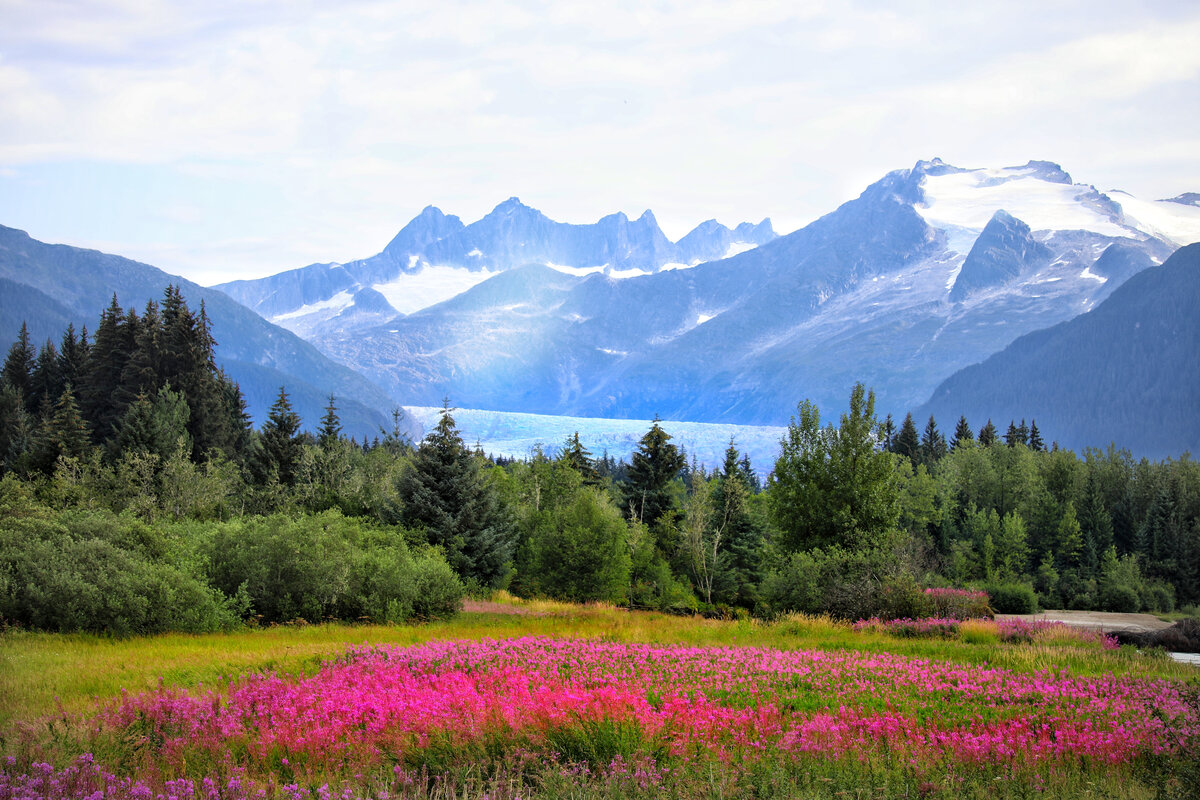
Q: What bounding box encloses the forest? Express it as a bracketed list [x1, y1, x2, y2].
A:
[1, 287, 1197, 635]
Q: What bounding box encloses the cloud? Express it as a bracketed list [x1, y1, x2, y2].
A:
[1, 1, 1198, 282]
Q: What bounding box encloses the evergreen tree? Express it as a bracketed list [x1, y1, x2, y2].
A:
[1004, 420, 1020, 447]
[221, 374, 254, 460]
[559, 431, 599, 485]
[0, 384, 34, 474]
[950, 416, 974, 451]
[894, 412, 920, 463]
[29, 340, 63, 413]
[622, 418, 685, 528]
[1078, 472, 1114, 578]
[920, 415, 947, 465]
[715, 441, 764, 607]
[112, 385, 192, 463]
[57, 324, 89, 392]
[2, 322, 35, 409]
[978, 419, 998, 447]
[378, 407, 412, 454]
[118, 299, 163, 403]
[317, 394, 342, 449]
[82, 296, 136, 442]
[398, 405, 515, 588]
[1028, 419, 1045, 452]
[33, 384, 92, 470]
[253, 387, 303, 485]
[880, 414, 896, 453]
[769, 384, 900, 553]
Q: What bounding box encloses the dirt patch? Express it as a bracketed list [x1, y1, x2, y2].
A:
[461, 599, 536, 616]
[996, 610, 1172, 634]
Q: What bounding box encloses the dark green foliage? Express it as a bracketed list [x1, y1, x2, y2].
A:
[318, 394, 343, 449]
[761, 545, 900, 621]
[950, 416, 973, 451]
[201, 511, 462, 624]
[253, 386, 303, 485]
[985, 582, 1039, 614]
[398, 406, 515, 589]
[621, 419, 685, 528]
[1099, 582, 1141, 613]
[0, 500, 239, 635]
[112, 385, 191, 462]
[769, 384, 900, 553]
[2, 321, 34, 407]
[32, 386, 92, 471]
[520, 487, 630, 603]
[978, 419, 998, 447]
[894, 412, 920, 462]
[920, 415, 947, 466]
[712, 442, 764, 609]
[1029, 419, 1045, 452]
[559, 431, 599, 485]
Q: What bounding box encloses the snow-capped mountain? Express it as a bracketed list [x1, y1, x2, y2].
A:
[216, 200, 776, 339]
[919, 242, 1200, 457]
[220, 159, 1200, 433]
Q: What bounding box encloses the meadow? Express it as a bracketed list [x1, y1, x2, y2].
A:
[3, 600, 1199, 800]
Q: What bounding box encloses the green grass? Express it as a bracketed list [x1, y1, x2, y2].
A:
[4, 601, 1195, 735]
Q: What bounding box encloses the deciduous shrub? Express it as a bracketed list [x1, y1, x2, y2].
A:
[985, 582, 1039, 614]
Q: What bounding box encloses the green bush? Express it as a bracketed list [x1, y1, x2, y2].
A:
[985, 582, 1039, 614]
[0, 534, 238, 635]
[1099, 583, 1141, 613]
[202, 510, 460, 625]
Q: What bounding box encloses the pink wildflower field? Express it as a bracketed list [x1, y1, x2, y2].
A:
[3, 636, 1197, 799]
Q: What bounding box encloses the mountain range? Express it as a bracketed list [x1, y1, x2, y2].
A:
[6, 157, 1198, 459]
[216, 199, 776, 338]
[215, 160, 1199, 441]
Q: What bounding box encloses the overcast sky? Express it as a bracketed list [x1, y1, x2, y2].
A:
[2, 0, 1199, 286]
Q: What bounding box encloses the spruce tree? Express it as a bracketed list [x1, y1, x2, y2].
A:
[1028, 420, 1045, 452]
[880, 414, 896, 453]
[29, 340, 63, 412]
[317, 394, 342, 449]
[559, 431, 599, 484]
[622, 418, 685, 528]
[978, 419, 998, 447]
[254, 386, 303, 485]
[950, 415, 974, 451]
[2, 322, 35, 409]
[57, 324, 89, 392]
[920, 415, 947, 465]
[34, 385, 92, 471]
[82, 296, 135, 442]
[894, 412, 920, 463]
[715, 440, 764, 608]
[397, 405, 515, 588]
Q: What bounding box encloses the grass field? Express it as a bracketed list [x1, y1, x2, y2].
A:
[3, 599, 1199, 799]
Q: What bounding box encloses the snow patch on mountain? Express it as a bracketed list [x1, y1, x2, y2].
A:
[372, 265, 498, 315]
[271, 290, 355, 322]
[917, 168, 1129, 237]
[723, 241, 759, 258]
[1108, 191, 1200, 246]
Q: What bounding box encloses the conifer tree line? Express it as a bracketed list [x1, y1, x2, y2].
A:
[2, 289, 1199, 635]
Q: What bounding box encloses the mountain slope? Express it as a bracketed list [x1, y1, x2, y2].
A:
[0, 225, 407, 439]
[306, 160, 1191, 428]
[919, 243, 1200, 458]
[215, 200, 777, 338]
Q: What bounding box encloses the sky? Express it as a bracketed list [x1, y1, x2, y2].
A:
[2, 0, 1199, 286]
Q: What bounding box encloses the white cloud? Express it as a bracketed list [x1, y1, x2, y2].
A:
[0, 1, 1198, 283]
